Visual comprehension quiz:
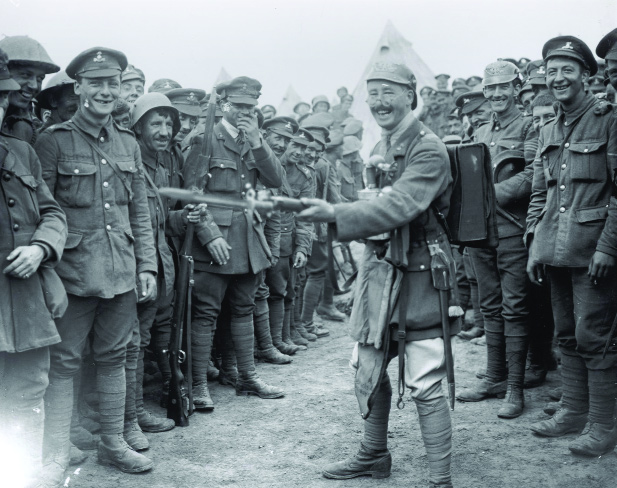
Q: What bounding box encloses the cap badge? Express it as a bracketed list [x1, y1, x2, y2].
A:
[463, 98, 470, 105]
[299, 133, 306, 139]
[373, 62, 397, 73]
[285, 122, 292, 130]
[537, 66, 546, 75]
[187, 92, 196, 102]
[93, 51, 105, 63]
[163, 81, 172, 88]
[562, 42, 574, 50]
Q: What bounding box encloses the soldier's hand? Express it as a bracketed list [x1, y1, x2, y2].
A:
[207, 237, 232, 266]
[269, 256, 279, 268]
[183, 203, 208, 224]
[297, 198, 336, 223]
[526, 239, 545, 286]
[236, 113, 261, 147]
[293, 251, 307, 268]
[588, 251, 616, 282]
[3, 245, 45, 279]
[138, 272, 157, 302]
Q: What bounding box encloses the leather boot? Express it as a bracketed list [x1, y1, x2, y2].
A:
[135, 350, 175, 432]
[305, 321, 330, 338]
[231, 316, 285, 399]
[416, 396, 453, 488]
[530, 351, 588, 437]
[322, 443, 391, 479]
[253, 298, 293, 364]
[498, 337, 526, 419]
[269, 299, 299, 355]
[294, 320, 318, 342]
[193, 381, 214, 411]
[282, 306, 307, 351]
[458, 325, 484, 341]
[191, 322, 215, 409]
[456, 378, 507, 402]
[543, 401, 561, 416]
[569, 367, 617, 456]
[317, 303, 346, 322]
[123, 419, 149, 452]
[98, 434, 153, 473]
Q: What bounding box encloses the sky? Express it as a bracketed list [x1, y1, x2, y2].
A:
[2, 0, 616, 107]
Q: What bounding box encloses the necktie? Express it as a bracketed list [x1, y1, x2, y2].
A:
[235, 132, 245, 147]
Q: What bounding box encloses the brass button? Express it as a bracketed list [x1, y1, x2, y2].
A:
[13, 223, 19, 231]
[100, 137, 105, 143]
[495, 127, 500, 131]
[559, 207, 566, 213]
[490, 142, 495, 146]
[584, 148, 588, 153]
[104, 203, 111, 209]
[106, 224, 112, 230]
[559, 185, 565, 191]
[564, 143, 570, 148]
[220, 163, 224, 168]
[511, 145, 515, 149]
[419, 264, 426, 270]
[74, 169, 80, 174]
[561, 164, 567, 170]
[241, 191, 246, 197]
[3, 173, 11, 181]
[420, 130, 425, 136]
[565, 121, 569, 126]
[101, 159, 107, 165]
[241, 174, 245, 179]
[103, 181, 109, 188]
[7, 198, 15, 207]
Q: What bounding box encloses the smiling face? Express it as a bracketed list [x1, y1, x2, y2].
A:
[366, 80, 413, 130]
[284, 141, 305, 164]
[221, 100, 255, 128]
[607, 60, 617, 90]
[468, 101, 492, 129]
[546, 57, 589, 108]
[75, 75, 120, 120]
[175, 112, 198, 142]
[8, 63, 46, 110]
[483, 81, 520, 114]
[304, 144, 317, 165]
[136, 109, 175, 152]
[264, 131, 290, 157]
[120, 80, 144, 104]
[531, 105, 556, 133]
[51, 85, 80, 122]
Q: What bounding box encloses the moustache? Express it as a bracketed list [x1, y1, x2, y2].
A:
[370, 104, 392, 112]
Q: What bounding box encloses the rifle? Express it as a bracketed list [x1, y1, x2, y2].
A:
[167, 224, 194, 426]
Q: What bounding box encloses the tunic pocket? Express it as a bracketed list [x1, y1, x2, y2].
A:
[57, 160, 97, 207]
[569, 141, 607, 181]
[208, 158, 238, 192]
[114, 160, 137, 204]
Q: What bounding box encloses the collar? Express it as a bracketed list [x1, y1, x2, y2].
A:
[71, 109, 113, 139]
[221, 117, 239, 139]
[382, 110, 416, 148]
[491, 104, 521, 130]
[557, 92, 597, 126]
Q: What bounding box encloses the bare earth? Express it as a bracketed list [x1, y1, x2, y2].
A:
[66, 311, 617, 488]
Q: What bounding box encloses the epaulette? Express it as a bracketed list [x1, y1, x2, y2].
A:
[593, 100, 613, 116]
[114, 122, 136, 137]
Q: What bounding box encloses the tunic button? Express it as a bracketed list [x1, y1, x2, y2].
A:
[8, 198, 15, 207]
[220, 164, 224, 168]
[2, 173, 10, 181]
[103, 181, 109, 188]
[241, 191, 246, 197]
[101, 159, 107, 165]
[106, 225, 112, 231]
[13, 223, 19, 231]
[560, 185, 565, 191]
[74, 169, 80, 174]
[495, 127, 500, 131]
[241, 174, 245, 179]
[584, 148, 588, 153]
[564, 143, 570, 148]
[561, 164, 567, 169]
[284, 227, 288, 231]
[511, 145, 515, 149]
[420, 264, 426, 270]
[104, 203, 111, 209]
[559, 207, 566, 213]
[420, 130, 425, 136]
[564, 121, 569, 126]
[490, 142, 495, 146]
[100, 137, 105, 143]
[243, 209, 248, 214]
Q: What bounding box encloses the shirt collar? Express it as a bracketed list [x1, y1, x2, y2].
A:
[491, 104, 521, 130]
[71, 109, 113, 139]
[221, 118, 239, 139]
[382, 110, 415, 148]
[556, 92, 597, 125]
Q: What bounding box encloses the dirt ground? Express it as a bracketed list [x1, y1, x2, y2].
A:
[65, 300, 617, 488]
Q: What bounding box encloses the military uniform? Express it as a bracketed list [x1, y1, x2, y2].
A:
[187, 76, 284, 401]
[35, 47, 157, 481]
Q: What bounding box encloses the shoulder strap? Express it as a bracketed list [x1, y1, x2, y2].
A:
[323, 162, 330, 201]
[68, 121, 134, 199]
[141, 163, 166, 220]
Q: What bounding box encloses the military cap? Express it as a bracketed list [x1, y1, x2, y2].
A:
[0, 35, 60, 74]
[451, 78, 467, 89]
[340, 116, 355, 127]
[442, 135, 462, 145]
[435, 74, 450, 81]
[122, 64, 145, 84]
[66, 47, 127, 80]
[326, 129, 344, 148]
[0, 48, 21, 91]
[519, 81, 533, 97]
[436, 89, 451, 96]
[542, 36, 598, 76]
[483, 60, 519, 86]
[367, 62, 418, 109]
[518, 58, 531, 69]
[291, 128, 314, 147]
[493, 150, 525, 183]
[293, 101, 310, 113]
[301, 116, 331, 146]
[165, 88, 206, 117]
[149, 78, 182, 93]
[455, 84, 488, 115]
[342, 136, 362, 156]
[303, 112, 334, 130]
[526, 60, 547, 86]
[447, 107, 461, 120]
[596, 28, 617, 61]
[131, 92, 180, 135]
[466, 76, 483, 87]
[419, 86, 435, 96]
[263, 116, 298, 139]
[261, 104, 276, 119]
[452, 85, 470, 97]
[36, 71, 75, 109]
[311, 95, 330, 110]
[342, 119, 363, 137]
[217, 76, 261, 106]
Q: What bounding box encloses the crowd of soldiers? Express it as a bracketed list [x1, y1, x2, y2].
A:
[1, 27, 617, 488]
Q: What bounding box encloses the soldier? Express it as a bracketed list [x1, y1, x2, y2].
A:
[120, 64, 145, 104]
[299, 62, 455, 488]
[312, 94, 331, 114]
[596, 28, 617, 91]
[526, 61, 549, 98]
[457, 60, 537, 419]
[261, 104, 276, 121]
[454, 84, 492, 141]
[111, 98, 132, 129]
[530, 93, 557, 132]
[186, 76, 284, 403]
[338, 136, 362, 202]
[333, 94, 354, 127]
[166, 88, 206, 145]
[0, 36, 60, 144]
[35, 47, 158, 482]
[293, 101, 311, 120]
[446, 107, 463, 137]
[435, 73, 450, 91]
[466, 75, 483, 88]
[527, 36, 617, 457]
[0, 47, 67, 487]
[148, 78, 181, 93]
[36, 71, 78, 132]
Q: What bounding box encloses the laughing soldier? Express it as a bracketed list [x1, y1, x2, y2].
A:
[298, 62, 456, 488]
